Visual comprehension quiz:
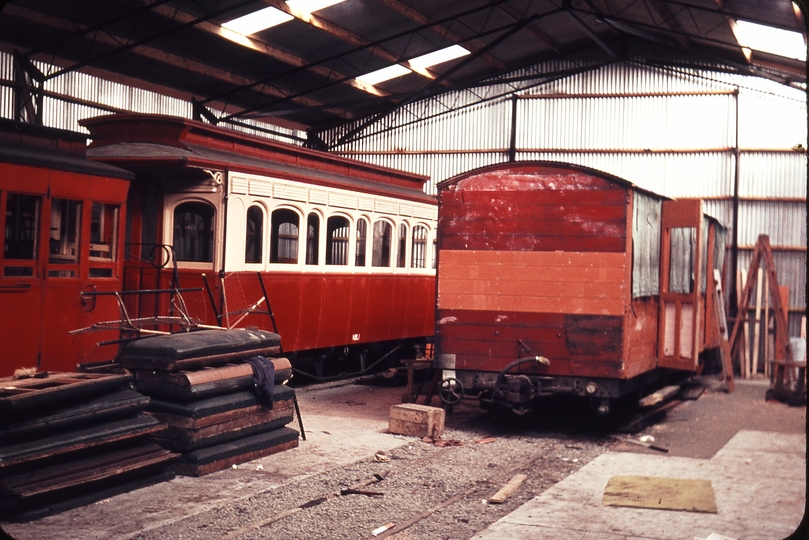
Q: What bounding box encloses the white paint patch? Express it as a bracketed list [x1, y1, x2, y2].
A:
[438, 316, 458, 325]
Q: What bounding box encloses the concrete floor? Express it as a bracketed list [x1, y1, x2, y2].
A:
[473, 378, 807, 540]
[472, 429, 805, 540]
[1, 376, 805, 540]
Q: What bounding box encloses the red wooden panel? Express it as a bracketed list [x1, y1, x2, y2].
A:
[0, 281, 42, 376]
[438, 171, 629, 253]
[439, 234, 626, 252]
[439, 190, 626, 208]
[623, 297, 659, 379]
[0, 163, 50, 193]
[136, 270, 435, 355]
[451, 170, 627, 192]
[436, 309, 625, 378]
[439, 263, 625, 284]
[440, 218, 626, 242]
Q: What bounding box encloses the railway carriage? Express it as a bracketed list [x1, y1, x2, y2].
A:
[0, 119, 132, 375]
[434, 161, 726, 415]
[81, 114, 437, 374]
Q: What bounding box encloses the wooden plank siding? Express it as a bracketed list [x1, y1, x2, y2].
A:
[438, 173, 628, 253]
[436, 309, 624, 377]
[438, 250, 626, 316]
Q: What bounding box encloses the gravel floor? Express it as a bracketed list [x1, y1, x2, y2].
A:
[128, 405, 611, 540]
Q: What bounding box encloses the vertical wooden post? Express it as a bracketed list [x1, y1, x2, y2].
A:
[736, 270, 748, 378]
[752, 268, 764, 376]
[763, 275, 770, 377]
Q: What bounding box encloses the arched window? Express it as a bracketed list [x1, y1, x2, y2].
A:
[355, 218, 367, 266]
[396, 223, 407, 268]
[306, 213, 319, 265]
[372, 220, 392, 267]
[173, 201, 214, 262]
[271, 209, 299, 263]
[245, 205, 263, 263]
[326, 216, 349, 265]
[412, 225, 428, 269]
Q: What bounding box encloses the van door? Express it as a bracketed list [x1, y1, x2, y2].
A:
[658, 199, 705, 370]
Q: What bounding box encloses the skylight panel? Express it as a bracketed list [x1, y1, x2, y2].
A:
[222, 7, 293, 35]
[356, 64, 412, 86]
[221, 0, 347, 36]
[408, 45, 471, 71]
[732, 20, 806, 61]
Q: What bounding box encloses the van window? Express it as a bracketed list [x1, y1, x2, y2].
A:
[356, 218, 367, 266]
[372, 220, 392, 267]
[306, 213, 319, 265]
[49, 198, 82, 276]
[3, 193, 40, 276]
[173, 202, 214, 262]
[397, 223, 407, 268]
[271, 209, 299, 264]
[412, 225, 427, 269]
[326, 216, 349, 265]
[245, 205, 264, 263]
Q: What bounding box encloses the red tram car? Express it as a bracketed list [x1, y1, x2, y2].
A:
[81, 114, 437, 375]
[0, 119, 132, 375]
[434, 161, 726, 415]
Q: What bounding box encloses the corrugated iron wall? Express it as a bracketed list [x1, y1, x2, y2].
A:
[326, 59, 807, 335]
[0, 51, 304, 143]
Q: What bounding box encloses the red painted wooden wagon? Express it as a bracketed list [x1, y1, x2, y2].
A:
[434, 161, 726, 415]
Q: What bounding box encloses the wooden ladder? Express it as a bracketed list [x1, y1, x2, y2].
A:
[728, 235, 801, 403]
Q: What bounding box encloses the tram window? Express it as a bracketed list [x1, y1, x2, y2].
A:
[411, 225, 427, 269]
[3, 194, 40, 277]
[355, 218, 367, 266]
[432, 237, 437, 269]
[306, 213, 319, 265]
[372, 220, 392, 267]
[245, 205, 263, 264]
[89, 203, 119, 261]
[173, 202, 214, 262]
[326, 216, 349, 265]
[48, 198, 81, 272]
[669, 227, 696, 294]
[397, 223, 407, 268]
[271, 209, 299, 264]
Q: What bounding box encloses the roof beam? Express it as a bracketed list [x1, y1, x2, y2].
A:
[375, 0, 509, 71]
[3, 3, 354, 120]
[565, 9, 618, 58]
[644, 0, 692, 48]
[144, 1, 389, 97]
[259, 0, 441, 81]
[496, 4, 565, 55]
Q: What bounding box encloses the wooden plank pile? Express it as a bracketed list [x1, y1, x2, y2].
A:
[120, 328, 300, 476]
[0, 372, 176, 522]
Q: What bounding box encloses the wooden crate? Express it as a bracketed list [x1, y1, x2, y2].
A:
[388, 404, 444, 438]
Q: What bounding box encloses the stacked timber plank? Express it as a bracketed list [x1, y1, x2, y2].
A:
[0, 372, 176, 522]
[119, 328, 299, 476]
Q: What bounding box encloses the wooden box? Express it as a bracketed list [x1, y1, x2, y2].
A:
[388, 404, 444, 438]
